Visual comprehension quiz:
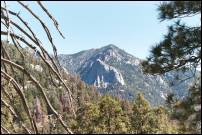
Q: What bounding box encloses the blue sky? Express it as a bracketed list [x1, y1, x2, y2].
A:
[4, 1, 201, 59]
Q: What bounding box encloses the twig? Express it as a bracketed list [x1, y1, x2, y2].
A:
[1, 31, 76, 117]
[1, 2, 75, 133]
[37, 1, 65, 39]
[18, 1, 61, 71]
[1, 70, 38, 134]
[1, 98, 18, 119]
[1, 58, 73, 134]
[1, 125, 10, 134]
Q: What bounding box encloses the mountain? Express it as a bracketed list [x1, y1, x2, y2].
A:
[58, 44, 196, 106]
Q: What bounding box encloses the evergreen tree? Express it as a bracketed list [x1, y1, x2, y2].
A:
[142, 1, 201, 75]
[98, 95, 128, 133]
[141, 2, 201, 133]
[76, 102, 100, 134]
[172, 76, 201, 134]
[131, 93, 178, 133]
[151, 106, 179, 134]
[131, 93, 152, 133]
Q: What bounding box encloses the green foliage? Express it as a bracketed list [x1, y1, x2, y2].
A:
[1, 42, 183, 133]
[75, 95, 129, 134]
[141, 2, 201, 133]
[172, 76, 201, 134]
[48, 94, 62, 113]
[3, 2, 200, 132]
[142, 1, 201, 74]
[98, 95, 128, 134]
[131, 93, 151, 133]
[76, 103, 100, 133]
[131, 93, 178, 134]
[158, 1, 201, 21]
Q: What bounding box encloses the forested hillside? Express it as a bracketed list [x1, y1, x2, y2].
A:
[1, 1, 201, 134]
[1, 41, 200, 134]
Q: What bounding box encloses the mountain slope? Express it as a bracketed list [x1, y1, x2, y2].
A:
[58, 44, 196, 106]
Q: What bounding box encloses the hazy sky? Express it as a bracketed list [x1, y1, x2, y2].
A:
[4, 1, 201, 59]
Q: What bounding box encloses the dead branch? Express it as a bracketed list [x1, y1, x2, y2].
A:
[1, 125, 10, 134]
[17, 1, 61, 70]
[1, 57, 73, 134]
[1, 1, 75, 133]
[1, 31, 75, 117]
[1, 70, 38, 134]
[1, 98, 18, 119]
[37, 1, 65, 38]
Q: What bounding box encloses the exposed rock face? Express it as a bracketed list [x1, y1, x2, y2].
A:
[30, 64, 43, 72]
[80, 59, 125, 88]
[58, 44, 198, 106]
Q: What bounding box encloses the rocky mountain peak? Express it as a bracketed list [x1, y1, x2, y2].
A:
[80, 58, 125, 88]
[103, 44, 118, 49]
[99, 44, 120, 54]
[58, 44, 195, 106]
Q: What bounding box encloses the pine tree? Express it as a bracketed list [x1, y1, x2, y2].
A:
[131, 93, 152, 133]
[151, 106, 179, 133]
[172, 76, 201, 134]
[142, 1, 201, 75]
[131, 93, 178, 133]
[76, 102, 100, 134]
[141, 2, 201, 133]
[98, 95, 128, 133]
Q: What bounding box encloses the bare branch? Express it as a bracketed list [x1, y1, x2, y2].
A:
[1, 2, 75, 133]
[1, 98, 18, 119]
[1, 125, 10, 134]
[37, 1, 65, 38]
[1, 57, 73, 134]
[17, 1, 61, 70]
[1, 70, 38, 134]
